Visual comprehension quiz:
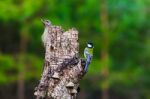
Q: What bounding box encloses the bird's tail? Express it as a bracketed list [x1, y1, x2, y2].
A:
[84, 60, 89, 72]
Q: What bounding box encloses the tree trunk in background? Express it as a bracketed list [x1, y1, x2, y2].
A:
[100, 0, 109, 99]
[34, 24, 86, 99]
[18, 56, 25, 99]
[18, 24, 28, 99]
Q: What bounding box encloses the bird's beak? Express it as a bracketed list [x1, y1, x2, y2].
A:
[41, 18, 45, 25]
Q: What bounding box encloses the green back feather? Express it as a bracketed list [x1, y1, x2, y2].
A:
[87, 47, 93, 56]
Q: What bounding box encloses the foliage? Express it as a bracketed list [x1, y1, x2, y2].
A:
[0, 0, 149, 98]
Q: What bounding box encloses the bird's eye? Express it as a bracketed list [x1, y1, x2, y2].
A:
[46, 20, 49, 23]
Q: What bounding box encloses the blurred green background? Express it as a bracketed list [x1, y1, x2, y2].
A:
[0, 0, 150, 99]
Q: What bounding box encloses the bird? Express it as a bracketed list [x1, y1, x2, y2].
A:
[41, 19, 51, 46]
[84, 42, 94, 72]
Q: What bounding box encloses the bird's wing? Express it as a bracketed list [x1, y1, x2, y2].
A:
[84, 48, 89, 59]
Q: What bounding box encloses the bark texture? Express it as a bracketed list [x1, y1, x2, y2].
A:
[34, 23, 86, 99]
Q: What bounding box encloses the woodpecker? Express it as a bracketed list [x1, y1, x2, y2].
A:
[84, 42, 93, 72]
[41, 19, 51, 46]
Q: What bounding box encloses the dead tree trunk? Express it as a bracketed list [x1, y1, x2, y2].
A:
[34, 22, 86, 99]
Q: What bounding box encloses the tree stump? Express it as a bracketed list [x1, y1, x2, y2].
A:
[34, 22, 86, 99]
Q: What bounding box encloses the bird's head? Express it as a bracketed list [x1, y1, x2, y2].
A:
[41, 19, 51, 27]
[87, 42, 94, 48]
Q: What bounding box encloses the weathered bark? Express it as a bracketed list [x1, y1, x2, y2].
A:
[34, 23, 86, 99]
